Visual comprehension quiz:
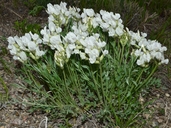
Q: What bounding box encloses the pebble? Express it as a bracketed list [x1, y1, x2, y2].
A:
[157, 118, 163, 123]
[157, 94, 160, 98]
[143, 113, 151, 119]
[11, 118, 23, 125]
[152, 120, 159, 127]
[156, 103, 165, 108]
[165, 93, 170, 97]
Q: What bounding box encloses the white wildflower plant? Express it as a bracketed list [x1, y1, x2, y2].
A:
[7, 2, 169, 127]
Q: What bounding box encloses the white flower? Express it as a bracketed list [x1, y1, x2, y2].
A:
[102, 50, 108, 55]
[100, 10, 112, 22]
[136, 52, 151, 66]
[78, 21, 88, 32]
[21, 35, 29, 47]
[7, 36, 15, 45]
[89, 56, 96, 64]
[65, 32, 78, 43]
[154, 52, 163, 60]
[161, 59, 169, 64]
[48, 15, 55, 22]
[48, 22, 56, 32]
[160, 46, 167, 52]
[18, 51, 27, 62]
[134, 49, 143, 57]
[13, 56, 19, 60]
[28, 41, 37, 51]
[141, 32, 147, 38]
[138, 39, 148, 47]
[137, 59, 144, 66]
[97, 41, 106, 48]
[145, 53, 151, 62]
[54, 50, 67, 68]
[73, 49, 80, 54]
[80, 36, 95, 48]
[116, 27, 123, 36]
[130, 30, 142, 42]
[82, 8, 95, 17]
[9, 45, 17, 55]
[47, 3, 60, 15]
[50, 35, 63, 51]
[79, 52, 86, 59]
[86, 48, 99, 63]
[66, 44, 76, 58]
[111, 13, 121, 20]
[108, 28, 115, 37]
[109, 20, 116, 28]
[91, 14, 102, 28]
[29, 32, 39, 40]
[35, 48, 46, 57]
[100, 22, 110, 32]
[35, 38, 42, 44]
[42, 33, 50, 43]
[59, 2, 67, 13]
[68, 7, 81, 19]
[14, 36, 26, 50]
[81, 9, 95, 23]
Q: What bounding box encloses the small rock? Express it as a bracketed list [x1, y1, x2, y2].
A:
[157, 118, 163, 123]
[143, 113, 151, 119]
[11, 118, 23, 125]
[156, 103, 164, 108]
[156, 94, 160, 98]
[165, 93, 170, 97]
[152, 120, 159, 127]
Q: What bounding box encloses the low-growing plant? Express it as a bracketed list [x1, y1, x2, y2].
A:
[0, 37, 9, 102]
[14, 19, 41, 34]
[0, 77, 8, 102]
[24, 0, 57, 16]
[8, 2, 168, 127]
[28, 5, 45, 16]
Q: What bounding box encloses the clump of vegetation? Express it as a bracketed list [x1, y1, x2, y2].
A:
[14, 19, 41, 34]
[0, 37, 9, 103]
[8, 1, 169, 127]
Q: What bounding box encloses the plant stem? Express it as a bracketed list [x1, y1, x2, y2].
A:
[100, 63, 106, 105]
[90, 65, 102, 104]
[136, 63, 158, 91]
[135, 67, 144, 83]
[120, 45, 125, 64]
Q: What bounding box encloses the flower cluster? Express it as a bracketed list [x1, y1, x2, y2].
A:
[7, 2, 168, 68]
[127, 29, 169, 66]
[7, 32, 45, 62]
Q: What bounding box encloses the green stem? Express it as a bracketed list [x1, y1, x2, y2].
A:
[100, 63, 106, 105]
[62, 68, 76, 105]
[0, 77, 8, 101]
[90, 65, 102, 104]
[120, 45, 125, 64]
[136, 63, 158, 91]
[143, 64, 158, 84]
[135, 68, 144, 83]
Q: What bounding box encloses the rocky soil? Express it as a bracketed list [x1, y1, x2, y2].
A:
[0, 0, 171, 127]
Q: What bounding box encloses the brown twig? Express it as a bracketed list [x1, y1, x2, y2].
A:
[0, 4, 23, 19]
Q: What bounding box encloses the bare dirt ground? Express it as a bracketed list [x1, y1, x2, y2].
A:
[0, 0, 171, 128]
